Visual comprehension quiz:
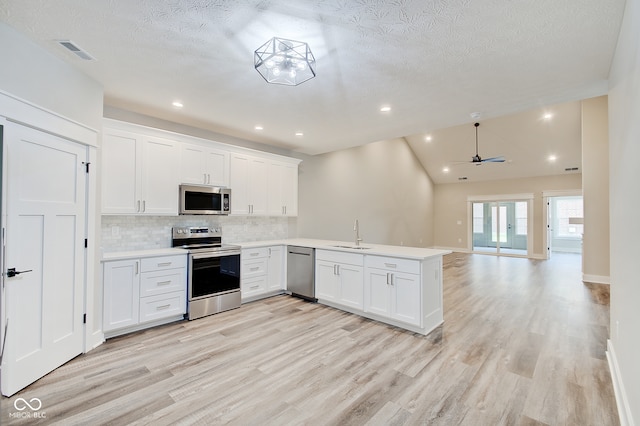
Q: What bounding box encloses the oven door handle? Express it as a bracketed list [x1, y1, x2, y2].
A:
[190, 250, 241, 260]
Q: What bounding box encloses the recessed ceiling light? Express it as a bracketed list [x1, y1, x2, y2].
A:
[543, 112, 553, 120]
[172, 101, 183, 108]
[443, 167, 449, 173]
[295, 132, 304, 137]
[425, 135, 432, 142]
[548, 155, 557, 162]
[380, 106, 391, 113]
[255, 125, 263, 131]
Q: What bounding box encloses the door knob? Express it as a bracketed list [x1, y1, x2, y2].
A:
[6, 268, 33, 278]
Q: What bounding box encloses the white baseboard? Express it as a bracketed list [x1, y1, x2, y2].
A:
[583, 274, 611, 285]
[607, 339, 635, 426]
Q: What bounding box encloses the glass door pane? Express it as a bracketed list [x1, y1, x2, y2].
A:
[472, 200, 529, 256]
[472, 202, 498, 253]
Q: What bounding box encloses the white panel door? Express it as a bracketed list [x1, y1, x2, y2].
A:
[266, 246, 284, 291]
[1, 123, 86, 396]
[315, 260, 339, 302]
[205, 148, 229, 187]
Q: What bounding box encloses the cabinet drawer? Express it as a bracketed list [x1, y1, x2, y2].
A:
[140, 269, 186, 297]
[316, 249, 364, 266]
[242, 275, 267, 298]
[365, 255, 420, 274]
[141, 255, 187, 272]
[139, 291, 186, 323]
[242, 258, 268, 278]
[242, 247, 269, 259]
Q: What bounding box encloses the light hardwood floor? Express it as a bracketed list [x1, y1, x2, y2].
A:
[1, 253, 618, 425]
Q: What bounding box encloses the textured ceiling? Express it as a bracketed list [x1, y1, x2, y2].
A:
[0, 0, 625, 182]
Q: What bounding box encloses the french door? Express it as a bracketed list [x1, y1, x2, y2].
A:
[1, 122, 87, 396]
[472, 200, 529, 255]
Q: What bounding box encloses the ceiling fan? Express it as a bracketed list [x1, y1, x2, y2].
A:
[461, 122, 505, 165]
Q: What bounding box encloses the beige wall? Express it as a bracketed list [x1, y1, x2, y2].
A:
[0, 22, 103, 130]
[297, 138, 435, 247]
[608, 0, 640, 422]
[433, 174, 582, 257]
[581, 96, 610, 282]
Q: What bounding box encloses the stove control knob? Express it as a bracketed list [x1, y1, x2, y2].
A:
[177, 229, 183, 234]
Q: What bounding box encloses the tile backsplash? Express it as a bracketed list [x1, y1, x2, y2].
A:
[101, 215, 295, 253]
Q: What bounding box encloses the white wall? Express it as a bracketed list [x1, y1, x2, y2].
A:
[581, 96, 610, 282]
[608, 0, 640, 423]
[0, 21, 103, 130]
[297, 138, 435, 247]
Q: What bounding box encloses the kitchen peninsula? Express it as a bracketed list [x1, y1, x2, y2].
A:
[240, 239, 450, 336]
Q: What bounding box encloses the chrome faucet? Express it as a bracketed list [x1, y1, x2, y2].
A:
[354, 219, 362, 246]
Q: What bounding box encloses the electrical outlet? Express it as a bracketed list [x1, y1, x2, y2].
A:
[458, 238, 462, 243]
[111, 226, 120, 237]
[457, 220, 462, 225]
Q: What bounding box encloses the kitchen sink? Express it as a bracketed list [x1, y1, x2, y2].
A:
[332, 245, 371, 250]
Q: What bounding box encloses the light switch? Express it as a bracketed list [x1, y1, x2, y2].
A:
[457, 220, 462, 225]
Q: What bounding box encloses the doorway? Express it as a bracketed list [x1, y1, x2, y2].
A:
[1, 121, 88, 396]
[546, 195, 584, 257]
[470, 195, 532, 256]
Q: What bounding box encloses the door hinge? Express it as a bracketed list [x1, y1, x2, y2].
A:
[83, 313, 87, 324]
[83, 162, 90, 173]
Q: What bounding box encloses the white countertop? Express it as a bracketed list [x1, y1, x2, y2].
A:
[102, 247, 187, 261]
[102, 239, 450, 262]
[238, 238, 451, 260]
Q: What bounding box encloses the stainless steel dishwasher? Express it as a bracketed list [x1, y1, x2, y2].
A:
[287, 246, 316, 302]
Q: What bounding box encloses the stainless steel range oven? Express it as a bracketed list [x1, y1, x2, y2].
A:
[172, 227, 241, 320]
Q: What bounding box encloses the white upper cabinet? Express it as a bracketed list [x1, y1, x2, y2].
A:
[142, 136, 180, 215]
[102, 128, 179, 215]
[267, 161, 299, 216]
[102, 129, 141, 214]
[180, 143, 229, 186]
[229, 153, 268, 215]
[103, 119, 300, 216]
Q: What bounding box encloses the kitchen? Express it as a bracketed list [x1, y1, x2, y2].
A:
[1, 0, 639, 424]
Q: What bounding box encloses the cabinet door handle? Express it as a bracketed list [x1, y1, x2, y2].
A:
[156, 304, 171, 310]
[135, 261, 139, 275]
[390, 273, 394, 286]
[203, 173, 207, 184]
[142, 200, 146, 212]
[157, 280, 171, 286]
[384, 263, 397, 268]
[157, 262, 172, 267]
[268, 248, 272, 257]
[207, 174, 211, 184]
[137, 200, 141, 212]
[250, 252, 259, 257]
[250, 285, 260, 290]
[250, 267, 260, 272]
[336, 265, 340, 275]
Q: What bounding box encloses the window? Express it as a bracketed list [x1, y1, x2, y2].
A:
[473, 203, 483, 233]
[515, 202, 527, 235]
[556, 198, 583, 238]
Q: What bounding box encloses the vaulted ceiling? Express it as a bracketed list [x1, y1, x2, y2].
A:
[0, 0, 625, 182]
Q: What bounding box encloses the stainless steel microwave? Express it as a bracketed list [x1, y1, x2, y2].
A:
[179, 184, 231, 215]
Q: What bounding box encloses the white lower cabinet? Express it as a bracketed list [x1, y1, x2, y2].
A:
[315, 250, 364, 310]
[103, 253, 187, 337]
[241, 245, 285, 301]
[364, 255, 422, 326]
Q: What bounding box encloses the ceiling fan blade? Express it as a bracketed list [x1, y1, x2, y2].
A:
[481, 156, 505, 163]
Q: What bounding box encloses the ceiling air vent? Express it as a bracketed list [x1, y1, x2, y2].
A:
[564, 167, 580, 172]
[57, 40, 95, 60]
[458, 176, 468, 181]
